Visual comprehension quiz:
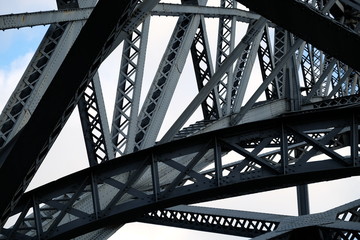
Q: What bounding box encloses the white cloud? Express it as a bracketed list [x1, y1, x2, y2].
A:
[110, 222, 244, 240]
[27, 108, 89, 191]
[0, 0, 56, 15]
[0, 51, 33, 111]
[0, 50, 88, 192]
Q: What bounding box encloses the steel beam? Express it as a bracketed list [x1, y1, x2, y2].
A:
[0, 4, 259, 31]
[231, 38, 303, 126]
[160, 17, 266, 143]
[1, 0, 360, 239]
[190, 16, 221, 120]
[78, 73, 114, 166]
[236, 0, 360, 72]
[2, 105, 360, 239]
[0, 0, 146, 227]
[138, 199, 360, 239]
[134, 13, 201, 150]
[111, 17, 150, 156]
[139, 205, 283, 238]
[232, 22, 263, 112]
[216, 0, 237, 116]
[0, 8, 93, 30]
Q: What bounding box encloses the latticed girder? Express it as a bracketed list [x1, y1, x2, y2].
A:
[2, 105, 360, 239]
[0, 0, 103, 150]
[133, 12, 201, 151]
[0, 0, 359, 152]
[329, 61, 355, 98]
[1, 0, 360, 239]
[0, 20, 69, 148]
[257, 24, 276, 99]
[140, 205, 282, 238]
[160, 17, 267, 142]
[230, 37, 304, 125]
[216, 0, 237, 116]
[230, 22, 263, 113]
[190, 16, 221, 120]
[235, 0, 360, 106]
[272, 27, 287, 99]
[139, 199, 360, 239]
[111, 16, 150, 157]
[300, 43, 325, 95]
[236, 0, 360, 71]
[250, 199, 360, 240]
[78, 74, 113, 166]
[0, 0, 150, 227]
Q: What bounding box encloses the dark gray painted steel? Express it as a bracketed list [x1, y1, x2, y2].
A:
[0, 0, 139, 227]
[236, 0, 360, 72]
[3, 105, 360, 239]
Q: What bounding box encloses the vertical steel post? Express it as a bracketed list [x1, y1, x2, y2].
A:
[297, 184, 310, 215]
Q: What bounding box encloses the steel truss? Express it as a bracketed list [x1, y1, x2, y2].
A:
[0, 0, 360, 239]
[1, 105, 360, 239]
[140, 198, 360, 240]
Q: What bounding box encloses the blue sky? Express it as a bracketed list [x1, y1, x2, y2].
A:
[0, 27, 47, 66]
[0, 0, 55, 66]
[1, 1, 360, 240]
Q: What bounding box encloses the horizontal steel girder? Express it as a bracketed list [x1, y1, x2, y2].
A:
[138, 199, 360, 239]
[236, 0, 360, 72]
[0, 8, 93, 30]
[2, 105, 360, 239]
[0, 4, 259, 31]
[139, 205, 284, 238]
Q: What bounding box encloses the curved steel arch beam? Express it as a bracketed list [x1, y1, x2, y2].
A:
[2, 105, 360, 239]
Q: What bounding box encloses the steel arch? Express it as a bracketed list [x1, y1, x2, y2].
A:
[2, 105, 360, 239]
[0, 0, 360, 239]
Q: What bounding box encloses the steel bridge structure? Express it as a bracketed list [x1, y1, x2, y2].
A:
[0, 0, 360, 239]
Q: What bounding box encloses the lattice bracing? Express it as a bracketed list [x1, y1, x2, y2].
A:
[190, 16, 221, 120]
[0, 0, 360, 239]
[0, 21, 69, 148]
[78, 74, 113, 166]
[1, 106, 360, 239]
[111, 13, 150, 156]
[141, 206, 281, 238]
